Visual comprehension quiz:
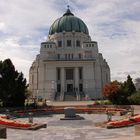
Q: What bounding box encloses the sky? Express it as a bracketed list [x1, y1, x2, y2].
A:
[0, 0, 140, 82]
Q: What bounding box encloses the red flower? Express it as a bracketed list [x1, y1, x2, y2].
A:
[0, 118, 33, 128]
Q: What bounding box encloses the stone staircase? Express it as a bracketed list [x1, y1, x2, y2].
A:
[79, 92, 86, 101]
[64, 92, 77, 101]
[55, 92, 86, 101]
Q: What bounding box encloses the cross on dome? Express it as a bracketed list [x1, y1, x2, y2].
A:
[67, 5, 70, 9]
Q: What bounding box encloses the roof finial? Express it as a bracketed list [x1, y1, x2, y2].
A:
[67, 5, 70, 9]
[67, 0, 70, 7]
[63, 2, 74, 16]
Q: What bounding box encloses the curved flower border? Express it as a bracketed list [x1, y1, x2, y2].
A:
[0, 116, 34, 128]
[107, 114, 140, 128]
[15, 107, 126, 114]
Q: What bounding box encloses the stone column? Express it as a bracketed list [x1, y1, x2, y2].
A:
[61, 67, 65, 100]
[75, 67, 79, 91]
[43, 63, 46, 99]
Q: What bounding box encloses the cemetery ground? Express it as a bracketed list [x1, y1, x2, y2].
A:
[1, 101, 140, 140]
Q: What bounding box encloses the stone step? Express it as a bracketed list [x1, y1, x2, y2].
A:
[64, 94, 77, 101]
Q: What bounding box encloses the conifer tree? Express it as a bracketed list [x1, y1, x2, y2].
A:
[123, 75, 136, 96]
[0, 59, 27, 107]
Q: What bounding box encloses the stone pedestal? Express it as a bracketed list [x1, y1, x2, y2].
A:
[64, 107, 76, 118]
[60, 107, 84, 120]
[106, 111, 112, 122]
[0, 126, 7, 139]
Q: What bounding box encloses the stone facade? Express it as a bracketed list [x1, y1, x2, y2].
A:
[29, 9, 110, 101]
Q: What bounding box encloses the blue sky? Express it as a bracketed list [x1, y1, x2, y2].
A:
[0, 0, 140, 82]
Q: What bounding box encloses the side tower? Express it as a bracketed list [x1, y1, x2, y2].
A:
[29, 8, 110, 101]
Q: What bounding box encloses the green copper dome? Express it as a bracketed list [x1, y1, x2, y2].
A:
[49, 9, 89, 35]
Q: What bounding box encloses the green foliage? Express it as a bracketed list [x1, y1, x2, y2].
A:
[122, 75, 136, 96]
[102, 75, 136, 105]
[99, 100, 112, 105]
[0, 59, 27, 107]
[102, 81, 124, 105]
[103, 100, 112, 105]
[25, 89, 32, 99]
[128, 90, 140, 105]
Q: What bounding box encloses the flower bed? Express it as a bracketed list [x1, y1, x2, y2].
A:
[0, 117, 34, 128]
[0, 115, 9, 119]
[107, 114, 140, 128]
[15, 107, 126, 114]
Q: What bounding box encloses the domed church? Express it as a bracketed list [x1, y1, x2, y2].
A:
[29, 8, 110, 101]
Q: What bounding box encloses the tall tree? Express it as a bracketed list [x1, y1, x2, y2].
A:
[102, 81, 124, 104]
[13, 72, 27, 106]
[103, 75, 136, 105]
[0, 59, 27, 107]
[122, 75, 136, 96]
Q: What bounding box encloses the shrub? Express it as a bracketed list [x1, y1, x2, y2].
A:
[103, 100, 112, 105]
[102, 81, 123, 104]
[128, 90, 140, 105]
[97, 100, 112, 105]
[93, 101, 100, 105]
[102, 75, 136, 105]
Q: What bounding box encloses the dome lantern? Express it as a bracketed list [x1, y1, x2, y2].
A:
[63, 6, 74, 16]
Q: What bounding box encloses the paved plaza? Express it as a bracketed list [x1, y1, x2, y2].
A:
[4, 114, 137, 140]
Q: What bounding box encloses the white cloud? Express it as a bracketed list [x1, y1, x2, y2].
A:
[0, 0, 140, 82]
[0, 22, 6, 32]
[0, 37, 38, 81]
[74, 0, 140, 82]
